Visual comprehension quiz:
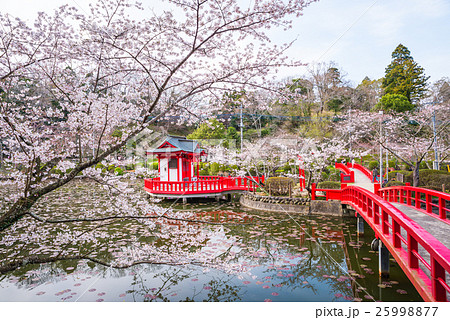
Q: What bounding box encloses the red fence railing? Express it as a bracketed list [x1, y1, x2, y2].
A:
[348, 163, 373, 181]
[144, 176, 265, 195]
[311, 183, 343, 201]
[335, 162, 355, 183]
[342, 185, 450, 302]
[378, 185, 450, 223]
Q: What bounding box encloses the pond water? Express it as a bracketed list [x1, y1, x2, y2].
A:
[0, 193, 422, 302]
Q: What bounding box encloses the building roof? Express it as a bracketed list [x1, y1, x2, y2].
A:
[147, 136, 206, 155]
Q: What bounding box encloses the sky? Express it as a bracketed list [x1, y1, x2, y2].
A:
[2, 0, 449, 87]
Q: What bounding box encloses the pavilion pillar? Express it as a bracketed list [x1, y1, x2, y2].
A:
[177, 155, 180, 181]
[157, 156, 160, 175]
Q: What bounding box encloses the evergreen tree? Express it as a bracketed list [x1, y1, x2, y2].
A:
[382, 44, 429, 104]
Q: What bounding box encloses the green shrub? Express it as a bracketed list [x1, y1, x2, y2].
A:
[51, 168, 64, 176]
[95, 163, 105, 170]
[260, 128, 270, 137]
[282, 163, 292, 173]
[327, 168, 341, 182]
[419, 162, 429, 169]
[385, 181, 405, 187]
[419, 169, 450, 189]
[265, 177, 294, 196]
[152, 161, 158, 170]
[388, 160, 397, 169]
[317, 181, 341, 189]
[114, 167, 124, 176]
[388, 170, 412, 183]
[375, 93, 414, 113]
[107, 164, 115, 172]
[208, 162, 220, 176]
[320, 171, 329, 181]
[368, 161, 379, 170]
[199, 168, 209, 176]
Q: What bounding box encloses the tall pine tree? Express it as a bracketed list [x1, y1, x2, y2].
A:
[382, 44, 429, 104]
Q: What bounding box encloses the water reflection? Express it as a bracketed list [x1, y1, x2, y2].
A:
[0, 201, 422, 302]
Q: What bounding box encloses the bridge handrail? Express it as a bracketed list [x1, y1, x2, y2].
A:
[335, 162, 351, 174]
[379, 185, 450, 222]
[311, 183, 342, 201]
[335, 162, 355, 183]
[342, 185, 450, 301]
[348, 163, 373, 180]
[144, 175, 264, 194]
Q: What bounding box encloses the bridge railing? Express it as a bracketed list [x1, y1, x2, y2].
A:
[378, 185, 450, 222]
[311, 183, 342, 201]
[348, 163, 373, 181]
[144, 176, 264, 195]
[342, 185, 450, 302]
[335, 162, 355, 183]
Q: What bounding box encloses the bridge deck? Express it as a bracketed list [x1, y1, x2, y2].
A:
[348, 167, 374, 192]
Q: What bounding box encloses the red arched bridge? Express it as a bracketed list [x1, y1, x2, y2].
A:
[312, 163, 450, 302]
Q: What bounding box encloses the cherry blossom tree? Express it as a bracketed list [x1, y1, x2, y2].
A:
[338, 105, 450, 186]
[0, 0, 318, 230]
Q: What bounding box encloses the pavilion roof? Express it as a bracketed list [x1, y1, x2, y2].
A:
[147, 135, 206, 155]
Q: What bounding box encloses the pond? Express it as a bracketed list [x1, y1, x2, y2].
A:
[0, 181, 422, 302]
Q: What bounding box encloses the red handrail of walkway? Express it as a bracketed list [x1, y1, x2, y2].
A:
[144, 176, 264, 195]
[335, 162, 355, 183]
[342, 185, 450, 302]
[348, 163, 373, 181]
[379, 185, 450, 223]
[311, 183, 342, 201]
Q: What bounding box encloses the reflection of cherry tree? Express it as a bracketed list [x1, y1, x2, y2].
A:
[0, 180, 248, 276]
[126, 265, 243, 302]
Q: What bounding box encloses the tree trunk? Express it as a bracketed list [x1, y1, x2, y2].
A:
[413, 162, 420, 187]
[0, 195, 39, 231]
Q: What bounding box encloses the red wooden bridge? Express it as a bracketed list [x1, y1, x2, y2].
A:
[144, 176, 264, 198]
[312, 162, 450, 302]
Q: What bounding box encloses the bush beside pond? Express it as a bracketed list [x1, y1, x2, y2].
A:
[265, 177, 294, 196]
[317, 181, 341, 189]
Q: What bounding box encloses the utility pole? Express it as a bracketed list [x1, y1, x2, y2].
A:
[0, 139, 3, 169]
[432, 110, 439, 170]
[348, 106, 352, 157]
[240, 103, 243, 152]
[386, 147, 389, 182]
[379, 111, 383, 185]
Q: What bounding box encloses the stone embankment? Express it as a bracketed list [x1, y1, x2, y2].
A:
[240, 192, 346, 216]
[240, 193, 309, 214]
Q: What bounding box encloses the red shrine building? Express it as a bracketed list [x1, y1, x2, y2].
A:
[147, 135, 206, 182]
[144, 136, 264, 199]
